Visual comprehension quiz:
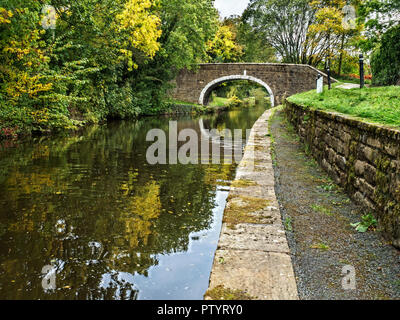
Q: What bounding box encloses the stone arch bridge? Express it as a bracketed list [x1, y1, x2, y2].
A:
[172, 63, 333, 106]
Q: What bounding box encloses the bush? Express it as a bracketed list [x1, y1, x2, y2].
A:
[227, 95, 242, 107]
[371, 25, 400, 86]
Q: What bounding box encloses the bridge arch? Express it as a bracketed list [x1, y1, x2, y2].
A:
[199, 75, 275, 107]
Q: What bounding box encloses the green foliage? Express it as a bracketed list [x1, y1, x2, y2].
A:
[234, 17, 277, 62]
[209, 96, 230, 107]
[287, 86, 400, 127]
[310, 242, 330, 250]
[350, 213, 377, 233]
[284, 216, 293, 231]
[0, 0, 218, 137]
[125, 0, 218, 115]
[370, 25, 400, 86]
[358, 0, 400, 51]
[243, 0, 362, 69]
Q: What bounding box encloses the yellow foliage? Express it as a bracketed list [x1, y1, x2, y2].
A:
[4, 70, 53, 101]
[0, 7, 13, 24]
[120, 180, 161, 248]
[207, 24, 243, 62]
[115, 0, 162, 70]
[308, 0, 347, 34]
[1, 9, 53, 103]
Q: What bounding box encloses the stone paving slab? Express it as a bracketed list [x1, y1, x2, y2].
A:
[229, 185, 277, 199]
[206, 249, 298, 300]
[205, 108, 299, 300]
[217, 223, 290, 253]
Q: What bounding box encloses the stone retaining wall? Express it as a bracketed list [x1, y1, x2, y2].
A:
[285, 100, 400, 248]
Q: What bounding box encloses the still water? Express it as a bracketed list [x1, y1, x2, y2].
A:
[0, 105, 266, 300]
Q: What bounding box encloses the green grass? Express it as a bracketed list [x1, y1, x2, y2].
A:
[209, 96, 230, 107]
[310, 242, 330, 250]
[284, 216, 293, 231]
[311, 204, 335, 216]
[170, 99, 202, 107]
[287, 86, 400, 127]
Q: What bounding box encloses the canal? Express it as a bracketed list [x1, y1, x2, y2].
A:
[0, 104, 267, 300]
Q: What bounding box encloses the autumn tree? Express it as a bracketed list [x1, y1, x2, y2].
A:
[128, 0, 219, 114]
[206, 23, 243, 62]
[0, 0, 222, 136]
[0, 0, 164, 134]
[307, 0, 363, 75]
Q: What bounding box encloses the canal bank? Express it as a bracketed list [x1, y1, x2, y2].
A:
[205, 108, 298, 300]
[270, 108, 400, 300]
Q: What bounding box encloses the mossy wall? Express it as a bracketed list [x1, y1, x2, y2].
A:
[285, 100, 400, 248]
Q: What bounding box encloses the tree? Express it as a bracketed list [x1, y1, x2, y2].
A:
[0, 0, 164, 134]
[0, 0, 221, 136]
[370, 24, 400, 85]
[129, 0, 219, 114]
[223, 15, 276, 63]
[307, 0, 363, 74]
[358, 0, 400, 51]
[243, 0, 316, 64]
[242, 0, 362, 70]
[206, 23, 243, 62]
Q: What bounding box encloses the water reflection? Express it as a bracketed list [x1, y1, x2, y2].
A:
[0, 105, 266, 300]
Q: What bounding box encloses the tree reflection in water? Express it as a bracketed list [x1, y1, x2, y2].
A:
[0, 105, 266, 299]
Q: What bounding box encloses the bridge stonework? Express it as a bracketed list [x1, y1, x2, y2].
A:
[172, 63, 331, 106]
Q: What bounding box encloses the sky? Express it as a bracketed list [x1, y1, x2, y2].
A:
[214, 0, 250, 18]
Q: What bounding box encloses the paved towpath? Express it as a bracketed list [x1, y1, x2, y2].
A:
[205, 108, 298, 300]
[336, 83, 363, 89]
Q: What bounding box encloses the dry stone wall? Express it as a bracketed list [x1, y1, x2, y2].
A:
[285, 100, 400, 248]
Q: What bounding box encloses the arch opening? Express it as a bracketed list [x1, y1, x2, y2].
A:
[199, 75, 275, 107]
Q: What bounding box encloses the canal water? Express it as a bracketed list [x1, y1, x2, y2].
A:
[0, 104, 267, 300]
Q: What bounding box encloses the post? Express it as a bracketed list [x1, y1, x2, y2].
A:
[359, 53, 365, 89]
[327, 63, 331, 90]
[316, 73, 323, 93]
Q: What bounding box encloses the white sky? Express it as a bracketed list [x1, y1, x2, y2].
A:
[214, 0, 250, 18]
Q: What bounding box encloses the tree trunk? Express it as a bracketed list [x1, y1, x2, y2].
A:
[337, 34, 346, 76]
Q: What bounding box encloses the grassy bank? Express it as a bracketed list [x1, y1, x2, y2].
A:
[209, 96, 261, 108]
[287, 86, 400, 127]
[0, 101, 218, 141]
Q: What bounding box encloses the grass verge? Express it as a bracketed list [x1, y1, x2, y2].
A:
[287, 86, 400, 127]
